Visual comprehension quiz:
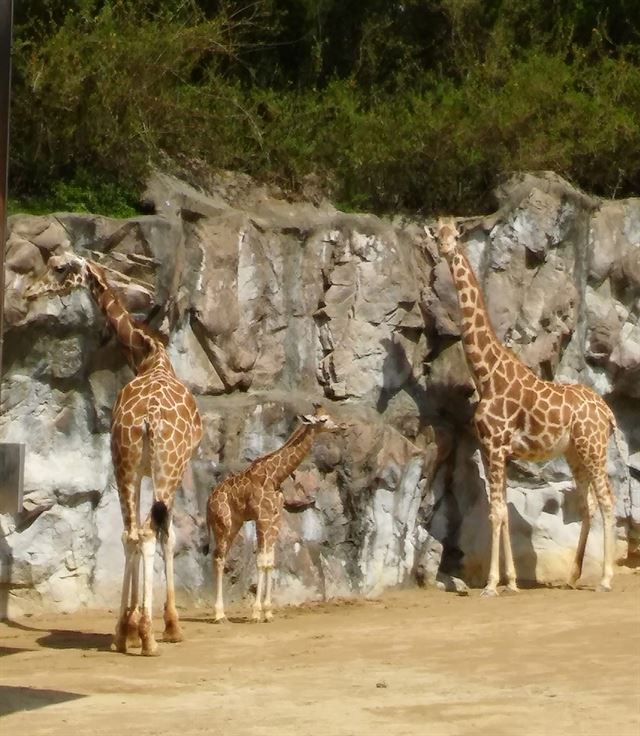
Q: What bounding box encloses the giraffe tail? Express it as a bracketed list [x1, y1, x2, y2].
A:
[609, 411, 630, 494]
[145, 411, 170, 535]
[151, 500, 169, 533]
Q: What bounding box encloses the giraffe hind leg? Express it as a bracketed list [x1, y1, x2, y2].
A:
[125, 474, 143, 648]
[126, 549, 142, 648]
[592, 474, 615, 592]
[568, 487, 595, 589]
[568, 435, 615, 592]
[138, 529, 159, 656]
[112, 428, 145, 653]
[113, 528, 139, 653]
[160, 519, 184, 643]
[501, 512, 519, 594]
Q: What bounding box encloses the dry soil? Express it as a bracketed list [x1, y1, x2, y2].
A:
[1, 573, 639, 736]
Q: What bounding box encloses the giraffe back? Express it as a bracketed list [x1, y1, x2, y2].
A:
[111, 351, 202, 487]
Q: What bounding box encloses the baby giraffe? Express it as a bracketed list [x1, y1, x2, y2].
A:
[207, 404, 344, 623]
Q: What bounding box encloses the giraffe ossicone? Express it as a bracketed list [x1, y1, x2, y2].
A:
[430, 217, 624, 596]
[27, 250, 203, 654]
[207, 404, 346, 623]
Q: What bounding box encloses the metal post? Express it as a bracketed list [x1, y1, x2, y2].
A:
[0, 0, 12, 403]
[0, 0, 22, 516]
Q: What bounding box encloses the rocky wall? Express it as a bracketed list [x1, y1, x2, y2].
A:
[0, 170, 637, 616]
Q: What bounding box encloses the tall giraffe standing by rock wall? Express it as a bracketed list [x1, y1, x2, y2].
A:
[428, 219, 624, 596]
[26, 253, 202, 654]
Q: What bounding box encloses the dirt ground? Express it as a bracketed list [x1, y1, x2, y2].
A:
[1, 573, 639, 736]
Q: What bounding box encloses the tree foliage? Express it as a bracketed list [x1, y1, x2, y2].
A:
[10, 0, 640, 215]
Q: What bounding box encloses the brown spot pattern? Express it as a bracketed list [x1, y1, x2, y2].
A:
[434, 220, 619, 594]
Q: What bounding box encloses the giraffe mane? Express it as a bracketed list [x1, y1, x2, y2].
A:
[84, 260, 168, 347]
[132, 318, 169, 347]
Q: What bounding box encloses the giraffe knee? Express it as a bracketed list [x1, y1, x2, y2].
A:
[257, 550, 274, 569]
[122, 529, 139, 547]
[489, 502, 507, 525]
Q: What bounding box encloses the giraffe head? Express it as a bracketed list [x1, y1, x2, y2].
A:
[24, 252, 102, 300]
[425, 217, 460, 262]
[298, 404, 347, 433]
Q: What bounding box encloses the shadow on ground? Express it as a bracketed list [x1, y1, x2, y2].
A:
[0, 645, 31, 657]
[0, 685, 85, 717]
[2, 618, 112, 651]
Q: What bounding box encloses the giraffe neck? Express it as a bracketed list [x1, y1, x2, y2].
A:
[447, 247, 511, 393]
[85, 263, 162, 373]
[259, 425, 316, 487]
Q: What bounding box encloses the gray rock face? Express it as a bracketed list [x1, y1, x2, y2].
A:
[1, 170, 637, 615]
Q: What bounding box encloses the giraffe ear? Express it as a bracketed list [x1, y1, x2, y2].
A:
[298, 414, 315, 424]
[424, 225, 435, 240]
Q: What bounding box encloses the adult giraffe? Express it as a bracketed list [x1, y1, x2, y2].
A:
[428, 218, 624, 596]
[26, 252, 203, 654]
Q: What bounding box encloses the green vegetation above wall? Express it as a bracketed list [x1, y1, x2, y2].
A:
[11, 0, 640, 216]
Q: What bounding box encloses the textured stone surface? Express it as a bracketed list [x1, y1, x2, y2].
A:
[1, 170, 637, 615]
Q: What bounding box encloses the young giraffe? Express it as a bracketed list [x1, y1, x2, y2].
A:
[26, 252, 203, 654]
[428, 218, 624, 596]
[207, 405, 345, 623]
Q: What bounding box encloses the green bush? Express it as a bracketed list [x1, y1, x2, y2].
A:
[10, 1, 640, 216]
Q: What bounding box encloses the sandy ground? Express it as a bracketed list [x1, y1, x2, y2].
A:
[1, 574, 639, 736]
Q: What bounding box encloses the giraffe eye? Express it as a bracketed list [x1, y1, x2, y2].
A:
[53, 264, 67, 274]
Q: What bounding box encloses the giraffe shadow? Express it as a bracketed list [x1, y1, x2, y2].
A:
[377, 335, 477, 423]
[0, 645, 31, 656]
[377, 336, 429, 415]
[36, 629, 113, 650]
[2, 618, 112, 651]
[181, 615, 256, 625]
[0, 685, 86, 717]
[506, 500, 540, 587]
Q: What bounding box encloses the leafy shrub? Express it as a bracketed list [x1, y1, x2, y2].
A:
[10, 1, 640, 216]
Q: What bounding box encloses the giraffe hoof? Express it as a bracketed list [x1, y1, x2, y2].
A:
[141, 643, 160, 657]
[596, 583, 612, 593]
[263, 612, 273, 623]
[214, 616, 229, 625]
[480, 588, 499, 598]
[111, 639, 127, 654]
[162, 629, 184, 644]
[503, 584, 519, 595]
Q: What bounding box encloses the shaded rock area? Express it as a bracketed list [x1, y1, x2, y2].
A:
[0, 170, 637, 615]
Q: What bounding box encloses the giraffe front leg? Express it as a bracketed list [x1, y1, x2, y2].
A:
[213, 551, 228, 623]
[481, 455, 507, 598]
[262, 548, 276, 622]
[254, 508, 280, 622]
[160, 520, 183, 643]
[252, 550, 266, 622]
